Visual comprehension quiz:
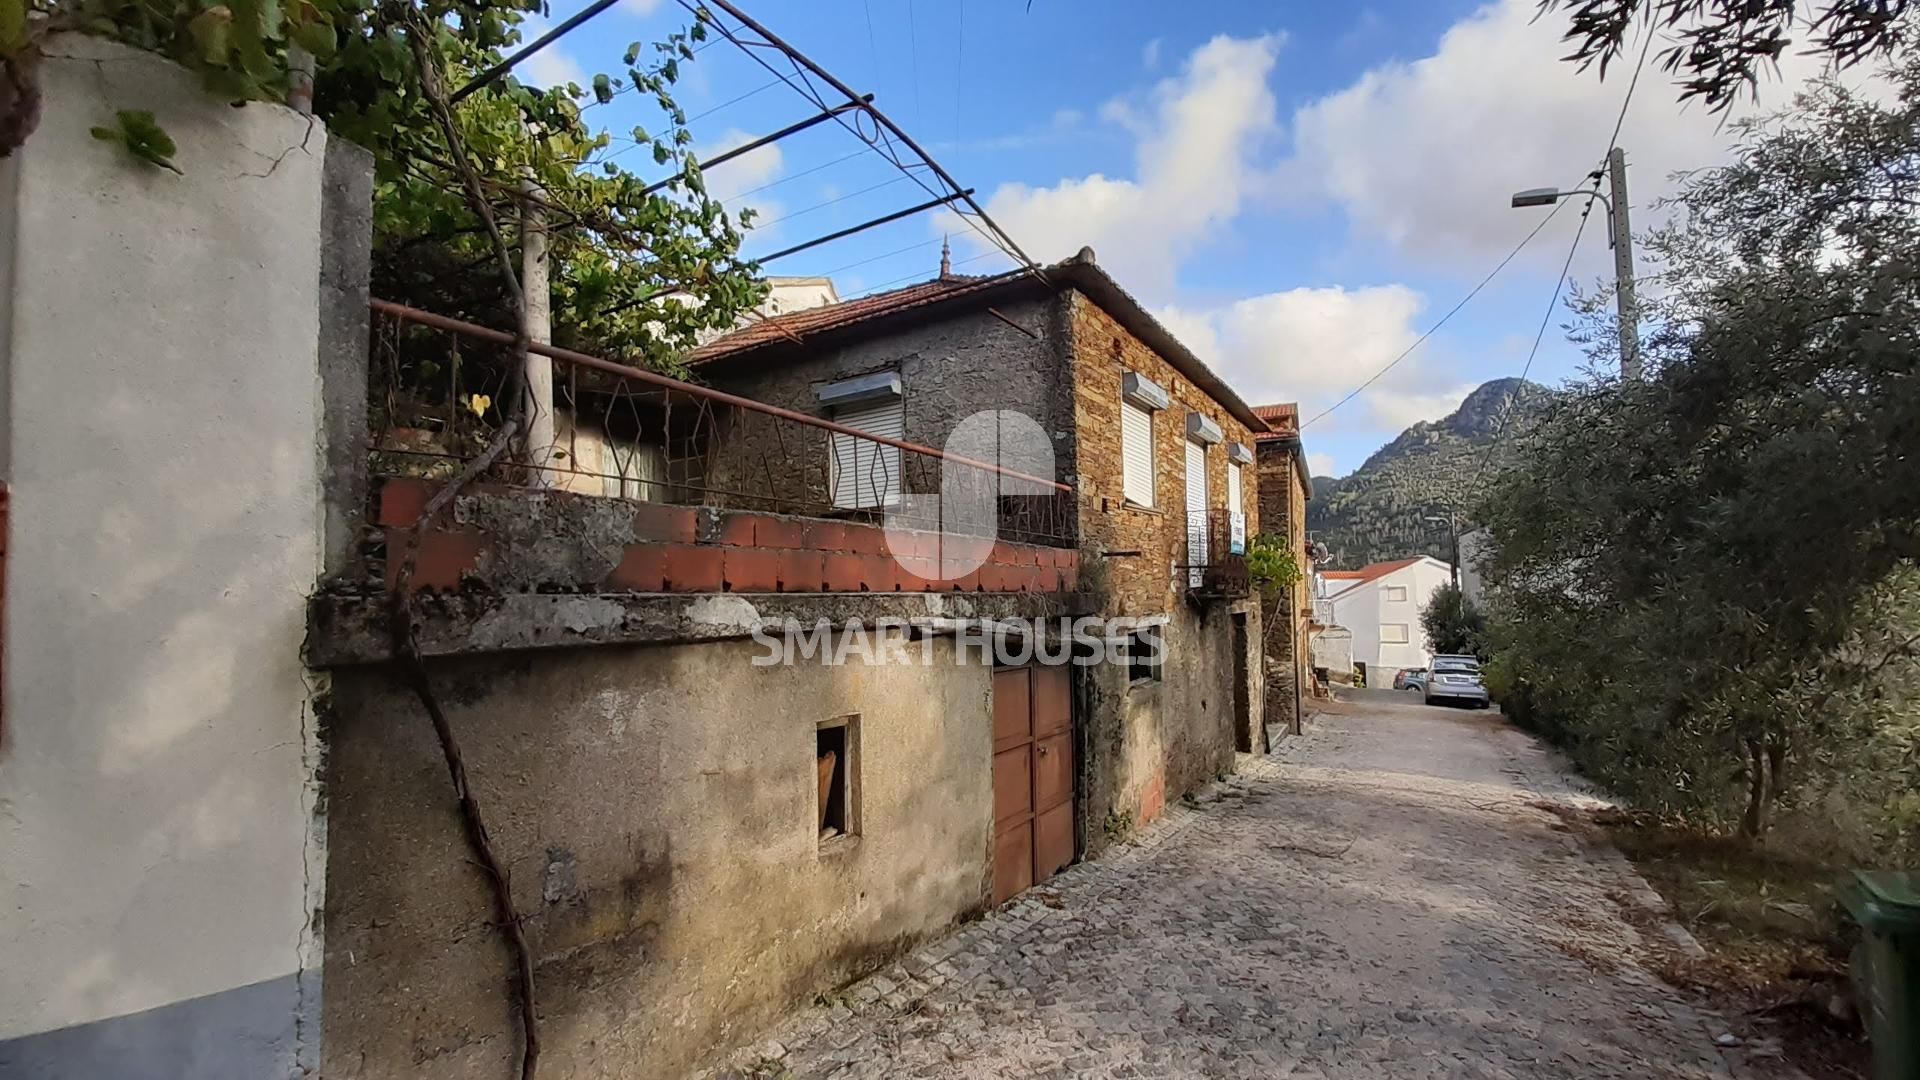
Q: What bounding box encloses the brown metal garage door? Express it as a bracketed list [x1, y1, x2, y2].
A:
[991, 665, 1074, 905]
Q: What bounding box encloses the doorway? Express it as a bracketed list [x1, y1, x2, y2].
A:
[1231, 613, 1252, 752]
[991, 665, 1075, 905]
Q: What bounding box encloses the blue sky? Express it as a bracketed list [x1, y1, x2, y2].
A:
[521, 0, 1834, 475]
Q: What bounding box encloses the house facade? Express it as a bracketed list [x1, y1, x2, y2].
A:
[2, 45, 1284, 1080]
[691, 248, 1270, 839]
[1321, 555, 1455, 686]
[1252, 403, 1314, 735]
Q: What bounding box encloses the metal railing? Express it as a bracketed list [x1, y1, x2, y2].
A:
[367, 301, 1075, 547]
[1180, 508, 1250, 598]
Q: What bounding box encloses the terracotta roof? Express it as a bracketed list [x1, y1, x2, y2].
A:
[1252, 402, 1300, 441]
[688, 274, 999, 363]
[682, 252, 1271, 434]
[1322, 557, 1423, 587]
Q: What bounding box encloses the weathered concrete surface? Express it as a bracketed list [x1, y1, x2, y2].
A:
[709, 690, 1793, 1080]
[322, 635, 1003, 1079]
[0, 35, 340, 1079]
[307, 588, 1086, 666]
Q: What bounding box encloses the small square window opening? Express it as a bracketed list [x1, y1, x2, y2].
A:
[1127, 627, 1163, 684]
[816, 717, 860, 844]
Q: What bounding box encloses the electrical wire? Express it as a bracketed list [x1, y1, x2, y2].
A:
[816, 236, 946, 278]
[729, 148, 868, 201]
[751, 175, 911, 230]
[1304, 20, 1656, 436]
[674, 0, 1035, 273]
[855, 249, 1001, 296]
[1299, 201, 1571, 431]
[1461, 188, 1598, 505]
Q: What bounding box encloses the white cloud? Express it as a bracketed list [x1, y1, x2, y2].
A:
[1364, 383, 1478, 430]
[1160, 284, 1422, 404]
[516, 16, 589, 92]
[977, 33, 1284, 299]
[1284, 0, 1856, 268]
[1159, 283, 1478, 439]
[1142, 38, 1163, 70]
[697, 128, 785, 233]
[623, 0, 662, 14]
[1307, 451, 1341, 477]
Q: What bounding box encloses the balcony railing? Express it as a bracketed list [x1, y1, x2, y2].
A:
[367, 300, 1075, 549]
[1181, 508, 1249, 599]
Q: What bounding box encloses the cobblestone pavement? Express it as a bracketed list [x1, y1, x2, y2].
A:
[708, 691, 1796, 1080]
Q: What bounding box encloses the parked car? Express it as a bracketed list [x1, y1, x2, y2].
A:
[1424, 656, 1491, 709]
[1393, 667, 1426, 691]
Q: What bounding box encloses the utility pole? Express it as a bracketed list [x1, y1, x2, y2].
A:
[1607, 147, 1641, 381]
[520, 177, 556, 487]
[1424, 512, 1461, 589]
[1511, 146, 1642, 380]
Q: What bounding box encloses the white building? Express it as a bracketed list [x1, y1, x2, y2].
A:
[1320, 555, 1455, 687]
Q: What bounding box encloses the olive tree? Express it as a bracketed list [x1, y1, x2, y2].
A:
[1481, 55, 1920, 839]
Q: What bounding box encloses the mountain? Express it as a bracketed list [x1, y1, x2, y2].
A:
[1305, 378, 1550, 569]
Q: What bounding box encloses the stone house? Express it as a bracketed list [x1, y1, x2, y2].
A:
[1252, 403, 1315, 734]
[690, 247, 1270, 841]
[0, 45, 1273, 1077]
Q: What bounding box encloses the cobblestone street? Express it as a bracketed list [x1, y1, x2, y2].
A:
[710, 691, 1794, 1080]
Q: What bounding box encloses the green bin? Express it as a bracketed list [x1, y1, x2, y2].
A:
[1844, 871, 1920, 1080]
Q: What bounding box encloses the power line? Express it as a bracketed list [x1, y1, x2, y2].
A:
[752, 175, 910, 229]
[856, 248, 1001, 295]
[1300, 201, 1571, 431]
[1463, 187, 1598, 503]
[817, 236, 946, 278]
[730, 148, 868, 201]
[687, 78, 782, 123]
[907, 0, 923, 125]
[678, 0, 1037, 274]
[1603, 21, 1656, 163]
[1462, 28, 1654, 499]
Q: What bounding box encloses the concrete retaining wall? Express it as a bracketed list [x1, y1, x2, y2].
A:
[321, 637, 997, 1079]
[0, 37, 365, 1079]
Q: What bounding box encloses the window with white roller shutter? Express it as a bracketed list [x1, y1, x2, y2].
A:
[1185, 439, 1209, 587]
[1121, 400, 1154, 506]
[830, 396, 904, 509]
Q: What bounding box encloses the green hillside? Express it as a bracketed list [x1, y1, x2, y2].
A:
[1306, 378, 1549, 569]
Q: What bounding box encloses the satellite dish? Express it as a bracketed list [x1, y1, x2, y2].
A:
[1308, 541, 1330, 564]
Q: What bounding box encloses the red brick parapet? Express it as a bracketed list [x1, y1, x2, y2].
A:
[375, 478, 1079, 596]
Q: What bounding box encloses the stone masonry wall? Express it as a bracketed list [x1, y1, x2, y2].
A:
[696, 295, 1076, 534]
[1065, 291, 1260, 850]
[1256, 439, 1310, 733]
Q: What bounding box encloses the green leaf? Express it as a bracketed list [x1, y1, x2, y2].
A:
[0, 0, 26, 52]
[96, 110, 182, 174]
[591, 72, 613, 105]
[290, 17, 336, 59]
[187, 5, 235, 65]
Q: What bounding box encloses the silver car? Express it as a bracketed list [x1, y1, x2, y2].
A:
[1424, 656, 1490, 708]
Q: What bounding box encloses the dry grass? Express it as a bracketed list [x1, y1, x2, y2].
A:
[1594, 810, 1874, 1080]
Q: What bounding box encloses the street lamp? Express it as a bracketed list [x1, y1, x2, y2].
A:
[1511, 147, 1641, 381]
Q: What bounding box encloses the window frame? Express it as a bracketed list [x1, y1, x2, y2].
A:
[1120, 399, 1155, 507]
[1384, 584, 1409, 603]
[1380, 623, 1411, 644]
[1126, 626, 1164, 684]
[815, 715, 861, 850]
